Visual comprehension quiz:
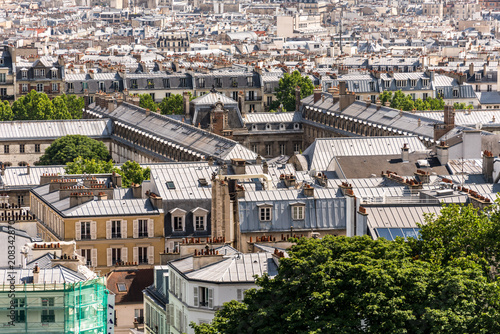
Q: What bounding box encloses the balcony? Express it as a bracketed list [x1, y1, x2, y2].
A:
[245, 96, 262, 101]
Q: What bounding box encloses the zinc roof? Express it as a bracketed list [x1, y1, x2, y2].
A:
[243, 112, 302, 124]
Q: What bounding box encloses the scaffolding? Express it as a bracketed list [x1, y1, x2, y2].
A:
[0, 277, 109, 333]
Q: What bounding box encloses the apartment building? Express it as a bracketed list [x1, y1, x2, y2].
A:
[15, 56, 65, 98]
[29, 173, 165, 274]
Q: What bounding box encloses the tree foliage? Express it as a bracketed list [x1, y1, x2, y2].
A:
[453, 102, 474, 110]
[38, 135, 110, 165]
[274, 70, 314, 112]
[192, 202, 500, 334]
[0, 100, 14, 121]
[139, 93, 158, 112]
[139, 93, 194, 115]
[64, 157, 150, 188]
[379, 90, 445, 111]
[4, 90, 84, 121]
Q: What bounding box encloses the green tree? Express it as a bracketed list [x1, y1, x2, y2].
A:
[62, 94, 85, 119]
[65, 157, 116, 174]
[427, 96, 445, 110]
[390, 90, 406, 110]
[52, 95, 72, 119]
[38, 135, 110, 165]
[192, 205, 500, 334]
[159, 94, 183, 115]
[379, 91, 392, 105]
[0, 100, 14, 121]
[139, 94, 157, 112]
[117, 160, 151, 187]
[12, 90, 55, 120]
[275, 70, 314, 111]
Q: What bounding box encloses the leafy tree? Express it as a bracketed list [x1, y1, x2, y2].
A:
[379, 91, 392, 105]
[379, 90, 446, 111]
[139, 94, 158, 112]
[118, 160, 151, 187]
[65, 157, 116, 174]
[62, 94, 85, 119]
[453, 102, 474, 110]
[390, 90, 406, 110]
[192, 204, 500, 334]
[0, 100, 14, 121]
[426, 96, 445, 110]
[275, 70, 314, 111]
[159, 94, 183, 115]
[12, 90, 55, 120]
[38, 135, 110, 165]
[52, 95, 72, 119]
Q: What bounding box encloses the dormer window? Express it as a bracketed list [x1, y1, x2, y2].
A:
[252, 124, 257, 131]
[294, 123, 300, 130]
[192, 207, 209, 231]
[290, 202, 305, 220]
[51, 69, 57, 78]
[422, 79, 429, 86]
[453, 89, 459, 97]
[384, 80, 390, 88]
[266, 124, 271, 130]
[257, 203, 272, 222]
[396, 80, 406, 88]
[476, 73, 482, 81]
[0, 59, 4, 65]
[170, 208, 186, 232]
[21, 69, 27, 79]
[35, 69, 45, 77]
[410, 79, 417, 87]
[279, 123, 286, 130]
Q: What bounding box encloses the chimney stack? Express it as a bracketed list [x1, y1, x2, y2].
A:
[436, 141, 449, 166]
[482, 150, 495, 183]
[339, 81, 355, 111]
[26, 164, 30, 175]
[183, 91, 190, 118]
[231, 159, 246, 175]
[401, 143, 409, 162]
[313, 86, 322, 104]
[32, 264, 40, 284]
[469, 63, 474, 77]
[262, 161, 269, 174]
[132, 183, 143, 199]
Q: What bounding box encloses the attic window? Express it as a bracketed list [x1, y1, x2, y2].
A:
[294, 123, 299, 130]
[280, 123, 286, 130]
[422, 79, 429, 86]
[166, 181, 176, 189]
[266, 124, 271, 130]
[353, 82, 359, 90]
[252, 124, 257, 130]
[117, 283, 127, 292]
[476, 73, 482, 81]
[453, 89, 459, 97]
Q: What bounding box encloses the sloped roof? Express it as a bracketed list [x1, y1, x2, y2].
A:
[191, 91, 237, 106]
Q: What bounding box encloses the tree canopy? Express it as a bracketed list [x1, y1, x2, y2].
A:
[139, 94, 158, 112]
[139, 93, 193, 115]
[64, 157, 150, 188]
[379, 90, 446, 111]
[2, 90, 84, 121]
[38, 135, 111, 165]
[192, 202, 500, 334]
[273, 70, 314, 112]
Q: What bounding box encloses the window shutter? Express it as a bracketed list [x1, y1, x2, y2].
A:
[208, 288, 213, 308]
[91, 249, 97, 267]
[193, 287, 198, 306]
[106, 248, 112, 267]
[106, 221, 111, 239]
[75, 222, 81, 240]
[121, 220, 127, 238]
[237, 289, 242, 302]
[148, 246, 154, 264]
[168, 305, 175, 326]
[91, 221, 97, 240]
[133, 220, 138, 238]
[133, 247, 138, 264]
[121, 247, 128, 262]
[148, 219, 154, 238]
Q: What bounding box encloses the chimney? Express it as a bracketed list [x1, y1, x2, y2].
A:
[132, 183, 143, 199]
[303, 184, 314, 197]
[32, 264, 40, 284]
[295, 86, 301, 111]
[26, 164, 30, 175]
[469, 63, 474, 77]
[69, 192, 94, 208]
[444, 105, 455, 127]
[238, 91, 245, 115]
[220, 163, 228, 175]
[339, 81, 355, 111]
[256, 155, 262, 165]
[401, 143, 409, 162]
[418, 118, 421, 127]
[183, 91, 190, 118]
[111, 171, 122, 188]
[147, 191, 163, 210]
[482, 150, 495, 183]
[436, 141, 449, 166]
[313, 86, 322, 104]
[262, 161, 269, 174]
[97, 192, 108, 200]
[192, 252, 223, 270]
[231, 159, 246, 174]
[207, 156, 214, 166]
[145, 108, 151, 116]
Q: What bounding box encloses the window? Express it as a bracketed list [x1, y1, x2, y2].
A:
[19, 144, 25, 153]
[21, 70, 27, 79]
[99, 82, 105, 92]
[476, 73, 482, 81]
[251, 144, 257, 152]
[292, 205, 305, 220]
[195, 216, 205, 231]
[0, 88, 6, 96]
[135, 309, 144, 324]
[13, 298, 25, 323]
[411, 93, 416, 100]
[410, 79, 417, 87]
[113, 81, 119, 90]
[180, 78, 187, 87]
[41, 298, 55, 323]
[51, 69, 57, 78]
[294, 143, 301, 152]
[111, 248, 122, 265]
[0, 73, 5, 83]
[384, 80, 390, 88]
[81, 221, 91, 240]
[369, 82, 375, 91]
[198, 78, 205, 88]
[396, 80, 406, 88]
[111, 220, 121, 238]
[4, 145, 9, 153]
[265, 144, 271, 156]
[138, 246, 148, 264]
[150, 93, 155, 101]
[35, 69, 45, 77]
[423, 93, 428, 100]
[194, 287, 213, 308]
[214, 78, 222, 88]
[166, 181, 176, 189]
[138, 219, 148, 237]
[18, 195, 24, 206]
[22, 84, 28, 92]
[117, 283, 127, 292]
[248, 91, 255, 101]
[161, 78, 170, 88]
[174, 216, 183, 231]
[81, 248, 92, 266]
[67, 82, 74, 92]
[249, 104, 255, 112]
[52, 83, 58, 92]
[35, 144, 40, 153]
[231, 77, 238, 87]
[232, 91, 238, 101]
[476, 85, 481, 92]
[437, 89, 443, 97]
[236, 289, 247, 302]
[422, 79, 429, 86]
[247, 77, 254, 87]
[82, 82, 88, 90]
[267, 96, 272, 106]
[147, 79, 154, 89]
[259, 207, 271, 221]
[488, 85, 492, 92]
[453, 89, 459, 97]
[36, 84, 44, 92]
[131, 79, 138, 89]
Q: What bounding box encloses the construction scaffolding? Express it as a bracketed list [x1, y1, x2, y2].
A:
[0, 277, 109, 333]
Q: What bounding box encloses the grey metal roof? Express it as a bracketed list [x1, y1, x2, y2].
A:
[415, 110, 500, 127]
[89, 102, 257, 161]
[243, 111, 302, 124]
[0, 266, 86, 284]
[0, 119, 113, 141]
[172, 252, 278, 283]
[302, 136, 428, 172]
[191, 91, 237, 106]
[0, 166, 65, 189]
[366, 205, 442, 232]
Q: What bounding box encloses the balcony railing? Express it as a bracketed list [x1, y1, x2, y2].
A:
[246, 96, 262, 101]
